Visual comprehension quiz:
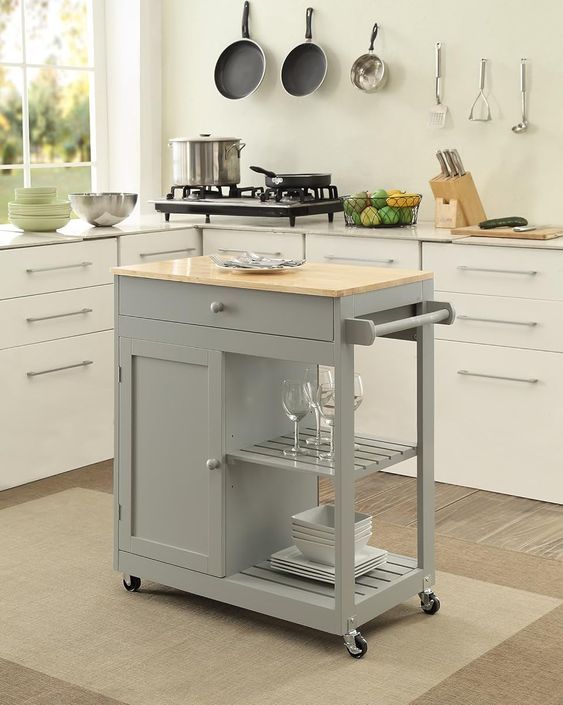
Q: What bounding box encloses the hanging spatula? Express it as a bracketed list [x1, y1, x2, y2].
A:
[429, 42, 448, 128]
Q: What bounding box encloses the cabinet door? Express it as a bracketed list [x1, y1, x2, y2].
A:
[435, 340, 563, 502]
[119, 228, 201, 265]
[118, 339, 225, 576]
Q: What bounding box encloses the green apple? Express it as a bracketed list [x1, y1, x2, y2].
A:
[350, 210, 363, 225]
[370, 189, 388, 209]
[343, 198, 355, 216]
[378, 205, 401, 225]
[398, 206, 414, 224]
[360, 206, 381, 227]
[349, 191, 369, 213]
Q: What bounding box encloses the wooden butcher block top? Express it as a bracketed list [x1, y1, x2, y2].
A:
[113, 256, 432, 298]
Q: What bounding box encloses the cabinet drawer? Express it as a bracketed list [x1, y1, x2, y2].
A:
[0, 239, 117, 300]
[306, 234, 419, 269]
[435, 340, 563, 502]
[203, 228, 304, 259]
[424, 242, 563, 300]
[118, 276, 333, 341]
[0, 330, 114, 490]
[119, 228, 201, 265]
[0, 284, 113, 350]
[435, 291, 563, 352]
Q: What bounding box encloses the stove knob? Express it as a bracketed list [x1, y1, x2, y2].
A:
[210, 301, 224, 314]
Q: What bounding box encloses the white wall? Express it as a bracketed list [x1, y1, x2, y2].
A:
[161, 0, 563, 224]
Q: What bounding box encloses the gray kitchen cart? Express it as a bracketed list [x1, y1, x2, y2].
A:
[113, 256, 454, 658]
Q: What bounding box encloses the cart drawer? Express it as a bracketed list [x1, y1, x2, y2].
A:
[118, 276, 334, 341]
[434, 291, 563, 352]
[423, 242, 563, 300]
[0, 239, 117, 300]
[0, 284, 113, 350]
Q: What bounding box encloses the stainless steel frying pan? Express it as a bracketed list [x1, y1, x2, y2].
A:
[350, 23, 388, 93]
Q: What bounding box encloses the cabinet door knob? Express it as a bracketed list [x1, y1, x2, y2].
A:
[206, 458, 221, 470]
[210, 301, 224, 314]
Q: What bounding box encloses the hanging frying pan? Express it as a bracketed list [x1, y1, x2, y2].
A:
[350, 23, 388, 93]
[281, 7, 327, 97]
[214, 1, 266, 100]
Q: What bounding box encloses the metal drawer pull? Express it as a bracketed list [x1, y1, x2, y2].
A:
[457, 265, 538, 276]
[26, 360, 93, 377]
[217, 248, 283, 256]
[210, 301, 224, 314]
[458, 314, 538, 327]
[139, 248, 196, 257]
[457, 369, 538, 384]
[26, 307, 93, 323]
[325, 254, 395, 264]
[26, 261, 93, 274]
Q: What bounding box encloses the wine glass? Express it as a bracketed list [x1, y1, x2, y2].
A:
[353, 373, 364, 450]
[304, 367, 334, 447]
[281, 380, 310, 457]
[318, 373, 364, 460]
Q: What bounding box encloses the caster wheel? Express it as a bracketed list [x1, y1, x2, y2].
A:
[344, 633, 368, 659]
[421, 593, 440, 615]
[123, 575, 141, 592]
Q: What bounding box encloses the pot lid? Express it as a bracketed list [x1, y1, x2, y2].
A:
[169, 134, 242, 142]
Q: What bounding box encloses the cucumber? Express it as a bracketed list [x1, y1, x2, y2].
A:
[479, 217, 528, 230]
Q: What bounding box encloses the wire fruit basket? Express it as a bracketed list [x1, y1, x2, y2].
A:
[342, 192, 422, 228]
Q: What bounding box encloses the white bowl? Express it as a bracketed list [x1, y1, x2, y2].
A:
[293, 535, 372, 566]
[292, 505, 372, 534]
[292, 529, 371, 551]
[292, 525, 372, 543]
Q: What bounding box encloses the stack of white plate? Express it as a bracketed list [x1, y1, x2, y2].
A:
[291, 504, 373, 566]
[270, 545, 388, 584]
[9, 187, 72, 232]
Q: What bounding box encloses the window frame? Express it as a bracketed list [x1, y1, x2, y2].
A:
[0, 0, 108, 192]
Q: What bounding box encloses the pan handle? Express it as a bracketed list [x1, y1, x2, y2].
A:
[250, 165, 277, 178]
[242, 1, 250, 39]
[305, 7, 313, 40]
[369, 23, 378, 52]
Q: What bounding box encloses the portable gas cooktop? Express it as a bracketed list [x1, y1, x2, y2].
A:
[153, 184, 343, 227]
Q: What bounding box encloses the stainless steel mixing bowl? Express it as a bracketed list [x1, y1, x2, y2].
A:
[69, 192, 138, 226]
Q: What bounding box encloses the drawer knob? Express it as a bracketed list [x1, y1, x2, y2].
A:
[210, 301, 224, 314]
[206, 458, 221, 470]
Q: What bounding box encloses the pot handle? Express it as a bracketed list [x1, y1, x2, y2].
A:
[227, 142, 247, 156]
[369, 23, 378, 52]
[242, 1, 250, 39]
[305, 7, 313, 40]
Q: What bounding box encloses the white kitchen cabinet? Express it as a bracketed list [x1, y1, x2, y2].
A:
[0, 330, 114, 490]
[424, 242, 563, 300]
[0, 239, 117, 300]
[434, 291, 563, 353]
[306, 234, 419, 269]
[0, 284, 113, 350]
[202, 228, 304, 259]
[119, 228, 201, 265]
[435, 339, 563, 503]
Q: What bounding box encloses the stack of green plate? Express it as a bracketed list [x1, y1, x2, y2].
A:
[9, 187, 72, 232]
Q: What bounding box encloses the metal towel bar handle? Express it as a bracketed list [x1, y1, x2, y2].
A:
[26, 261, 93, 274]
[457, 265, 538, 276]
[345, 305, 454, 346]
[26, 308, 93, 323]
[26, 360, 93, 377]
[457, 369, 538, 384]
[458, 314, 538, 327]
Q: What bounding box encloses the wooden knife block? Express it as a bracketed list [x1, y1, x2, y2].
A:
[429, 172, 486, 228]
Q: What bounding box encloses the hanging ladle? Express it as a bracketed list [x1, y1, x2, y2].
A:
[512, 58, 528, 133]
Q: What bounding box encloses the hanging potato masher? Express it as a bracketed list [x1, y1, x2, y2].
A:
[469, 58, 491, 121]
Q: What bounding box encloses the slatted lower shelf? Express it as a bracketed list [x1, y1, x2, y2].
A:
[236, 553, 418, 606]
[227, 428, 416, 478]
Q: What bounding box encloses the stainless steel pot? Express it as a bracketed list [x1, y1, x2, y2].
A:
[168, 134, 246, 186]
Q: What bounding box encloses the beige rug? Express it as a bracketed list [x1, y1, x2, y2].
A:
[0, 488, 560, 705]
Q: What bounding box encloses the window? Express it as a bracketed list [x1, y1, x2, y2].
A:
[0, 0, 103, 222]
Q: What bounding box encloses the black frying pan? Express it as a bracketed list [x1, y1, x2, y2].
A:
[250, 165, 331, 188]
[281, 8, 327, 97]
[214, 2, 266, 100]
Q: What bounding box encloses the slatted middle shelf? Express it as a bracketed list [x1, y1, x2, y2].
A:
[227, 428, 416, 478]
